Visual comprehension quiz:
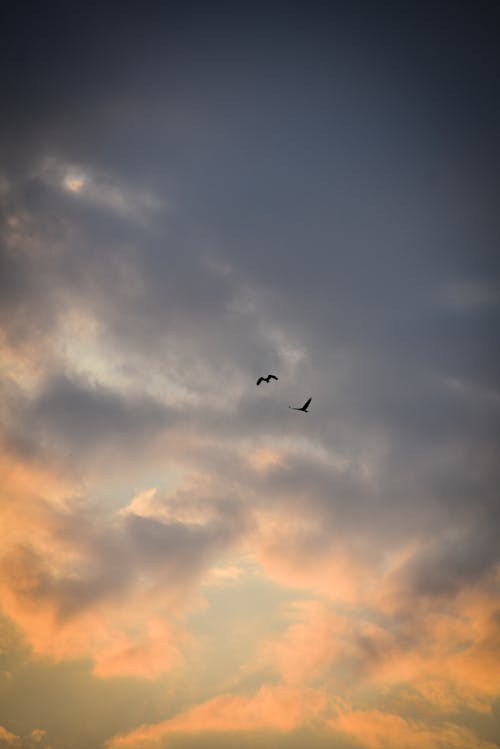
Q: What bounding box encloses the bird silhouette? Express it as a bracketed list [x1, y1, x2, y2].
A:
[289, 397, 311, 413]
[256, 374, 278, 386]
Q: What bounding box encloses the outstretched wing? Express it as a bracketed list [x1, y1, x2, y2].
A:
[268, 375, 278, 381]
[302, 397, 312, 410]
[256, 377, 264, 386]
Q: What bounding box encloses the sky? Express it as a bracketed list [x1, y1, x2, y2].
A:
[1, 2, 499, 748]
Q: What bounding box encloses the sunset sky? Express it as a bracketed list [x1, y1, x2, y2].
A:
[1, 3, 499, 748]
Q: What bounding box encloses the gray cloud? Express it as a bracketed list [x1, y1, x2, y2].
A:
[27, 374, 175, 453]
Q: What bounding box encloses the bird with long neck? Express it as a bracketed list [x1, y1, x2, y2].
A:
[289, 397, 311, 413]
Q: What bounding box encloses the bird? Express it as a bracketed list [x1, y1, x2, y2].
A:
[289, 397, 311, 413]
[256, 374, 279, 386]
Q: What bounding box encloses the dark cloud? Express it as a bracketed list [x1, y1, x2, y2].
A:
[399, 525, 500, 599]
[28, 374, 175, 452]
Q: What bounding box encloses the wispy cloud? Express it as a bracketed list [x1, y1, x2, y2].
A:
[107, 685, 329, 748]
[37, 157, 162, 224]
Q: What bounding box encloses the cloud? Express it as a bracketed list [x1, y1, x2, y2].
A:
[107, 676, 500, 749]
[38, 157, 161, 224]
[107, 685, 329, 748]
[250, 575, 500, 716]
[23, 372, 176, 457]
[0, 440, 248, 677]
[333, 710, 498, 749]
[0, 726, 48, 748]
[0, 726, 18, 745]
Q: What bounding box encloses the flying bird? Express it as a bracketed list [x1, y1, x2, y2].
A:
[256, 374, 279, 386]
[289, 397, 312, 413]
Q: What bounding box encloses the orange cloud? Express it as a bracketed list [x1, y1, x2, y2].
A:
[1, 435, 499, 728]
[333, 709, 498, 749]
[107, 685, 329, 748]
[0, 725, 18, 745]
[92, 615, 185, 679]
[254, 508, 370, 603]
[0, 726, 48, 747]
[0, 447, 191, 678]
[357, 576, 500, 712]
[259, 600, 350, 686]
[0, 547, 185, 679]
[252, 574, 500, 721]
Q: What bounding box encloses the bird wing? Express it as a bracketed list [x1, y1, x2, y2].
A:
[256, 377, 264, 385]
[269, 375, 278, 380]
[302, 397, 312, 410]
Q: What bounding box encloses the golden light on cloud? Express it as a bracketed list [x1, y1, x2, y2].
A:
[63, 174, 85, 192]
[247, 447, 284, 472]
[332, 709, 499, 749]
[107, 685, 329, 748]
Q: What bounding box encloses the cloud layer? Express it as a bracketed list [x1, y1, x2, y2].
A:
[1, 3, 499, 749]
